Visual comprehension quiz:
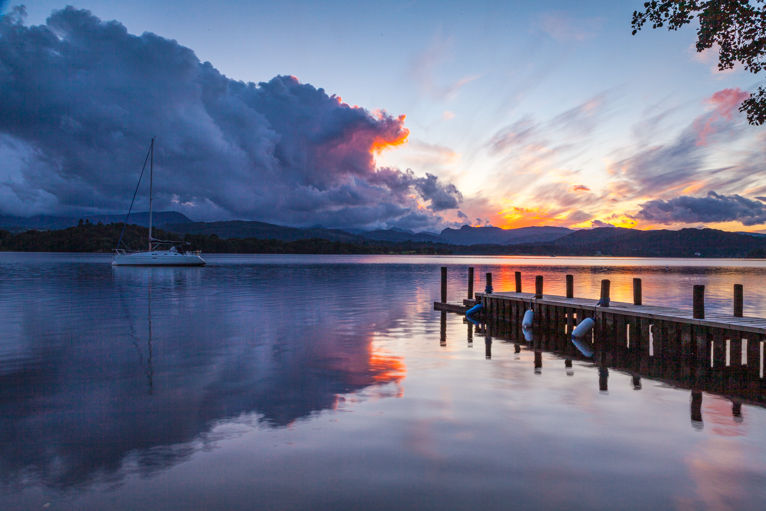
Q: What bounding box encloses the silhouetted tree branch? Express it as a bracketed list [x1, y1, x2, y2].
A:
[632, 1, 766, 125]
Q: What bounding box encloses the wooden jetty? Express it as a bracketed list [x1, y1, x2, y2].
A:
[434, 267, 766, 406]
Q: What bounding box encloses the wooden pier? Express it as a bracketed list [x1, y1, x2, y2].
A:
[434, 267, 766, 406]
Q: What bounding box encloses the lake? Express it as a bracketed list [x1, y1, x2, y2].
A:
[1, 253, 765, 510]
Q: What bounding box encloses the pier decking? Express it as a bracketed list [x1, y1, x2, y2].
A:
[434, 267, 766, 406]
[472, 292, 766, 335]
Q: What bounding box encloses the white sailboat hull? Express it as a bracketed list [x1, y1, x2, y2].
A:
[112, 251, 206, 266]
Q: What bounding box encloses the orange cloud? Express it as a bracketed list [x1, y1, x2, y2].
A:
[572, 184, 590, 192]
[371, 114, 410, 153]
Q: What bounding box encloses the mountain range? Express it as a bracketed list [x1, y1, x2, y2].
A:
[0, 212, 574, 245]
[3, 212, 766, 257]
[0, 211, 192, 232]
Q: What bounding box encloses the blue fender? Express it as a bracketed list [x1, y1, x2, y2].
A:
[571, 336, 595, 357]
[522, 309, 534, 328]
[466, 302, 484, 317]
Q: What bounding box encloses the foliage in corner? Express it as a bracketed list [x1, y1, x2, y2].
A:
[632, 1, 766, 125]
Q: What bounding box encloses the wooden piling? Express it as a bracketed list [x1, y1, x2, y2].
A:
[535, 275, 543, 299]
[734, 284, 743, 318]
[467, 267, 474, 300]
[515, 271, 522, 293]
[440, 311, 447, 346]
[566, 275, 573, 298]
[693, 285, 705, 320]
[633, 278, 642, 305]
[440, 267, 447, 303]
[600, 279, 610, 305]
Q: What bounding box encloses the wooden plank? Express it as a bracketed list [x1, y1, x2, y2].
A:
[434, 301, 469, 314]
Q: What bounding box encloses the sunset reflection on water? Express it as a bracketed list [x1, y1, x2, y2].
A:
[0, 253, 765, 510]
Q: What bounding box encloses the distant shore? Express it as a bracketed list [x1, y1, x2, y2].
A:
[3, 222, 766, 258]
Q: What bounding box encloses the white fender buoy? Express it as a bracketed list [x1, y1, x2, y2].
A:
[572, 317, 595, 339]
[522, 309, 534, 328]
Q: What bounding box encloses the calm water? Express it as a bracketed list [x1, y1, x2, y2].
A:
[1, 253, 765, 510]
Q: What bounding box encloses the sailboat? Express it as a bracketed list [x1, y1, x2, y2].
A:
[112, 138, 206, 267]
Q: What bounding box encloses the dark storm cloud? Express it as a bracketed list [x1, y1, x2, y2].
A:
[637, 191, 766, 226]
[0, 7, 461, 229]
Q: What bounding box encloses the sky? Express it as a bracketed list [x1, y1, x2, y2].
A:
[1, 0, 765, 232]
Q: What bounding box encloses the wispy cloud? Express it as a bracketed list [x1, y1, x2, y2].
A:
[408, 33, 480, 101]
[533, 11, 601, 43]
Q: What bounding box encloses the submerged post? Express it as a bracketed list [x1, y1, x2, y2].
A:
[633, 278, 642, 305]
[566, 275, 573, 298]
[600, 279, 610, 307]
[441, 267, 447, 303]
[467, 267, 475, 300]
[486, 272, 493, 294]
[535, 275, 543, 299]
[734, 284, 743, 318]
[693, 285, 705, 319]
[515, 271, 522, 293]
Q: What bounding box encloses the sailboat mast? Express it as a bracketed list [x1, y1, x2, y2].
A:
[148, 137, 154, 251]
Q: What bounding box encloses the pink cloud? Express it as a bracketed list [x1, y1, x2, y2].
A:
[695, 88, 750, 146]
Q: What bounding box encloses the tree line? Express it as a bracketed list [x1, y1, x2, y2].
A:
[0, 222, 454, 255]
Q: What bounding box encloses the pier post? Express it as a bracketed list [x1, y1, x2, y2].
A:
[440, 311, 447, 346]
[467, 267, 475, 300]
[486, 272, 493, 294]
[693, 285, 705, 320]
[633, 278, 642, 305]
[515, 271, 522, 293]
[566, 275, 573, 298]
[441, 267, 447, 303]
[535, 275, 543, 299]
[691, 389, 703, 430]
[600, 279, 610, 306]
[734, 284, 743, 318]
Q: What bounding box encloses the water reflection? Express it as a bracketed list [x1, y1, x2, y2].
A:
[0, 260, 410, 490]
[1, 254, 766, 510]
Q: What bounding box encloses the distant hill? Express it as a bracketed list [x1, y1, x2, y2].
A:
[0, 223, 453, 255]
[468, 227, 766, 258]
[438, 225, 573, 245]
[359, 229, 443, 243]
[0, 211, 193, 232]
[165, 220, 365, 243]
[163, 221, 572, 246]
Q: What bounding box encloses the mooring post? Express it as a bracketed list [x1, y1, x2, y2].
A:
[633, 278, 642, 305]
[440, 311, 447, 346]
[467, 267, 474, 300]
[535, 275, 543, 299]
[734, 284, 743, 318]
[566, 275, 573, 298]
[600, 279, 610, 306]
[486, 272, 493, 294]
[691, 389, 703, 429]
[693, 285, 705, 320]
[441, 267, 447, 303]
[515, 271, 522, 293]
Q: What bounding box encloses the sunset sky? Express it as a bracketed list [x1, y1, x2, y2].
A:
[3, 0, 766, 232]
